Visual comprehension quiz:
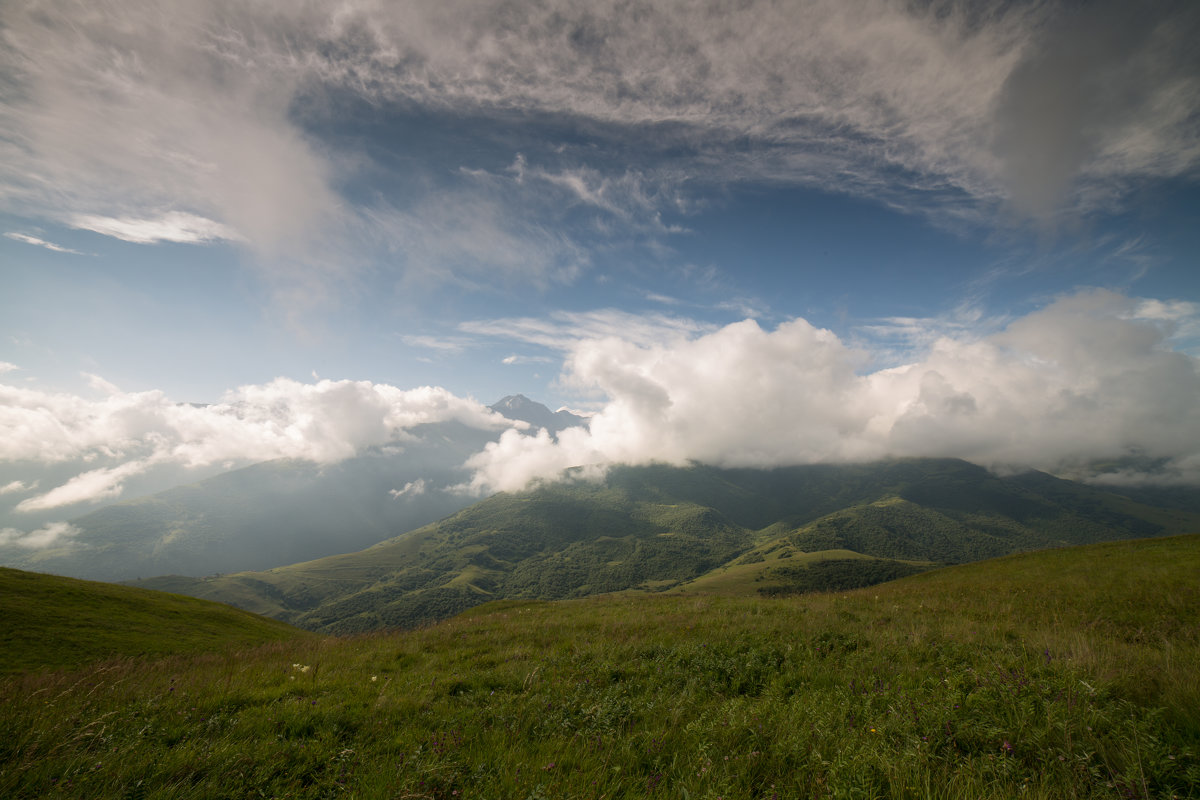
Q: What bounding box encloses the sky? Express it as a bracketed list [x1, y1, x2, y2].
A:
[2, 0, 1200, 542]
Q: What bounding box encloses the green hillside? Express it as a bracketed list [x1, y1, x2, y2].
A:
[0, 567, 314, 673]
[143, 458, 1200, 633]
[3, 536, 1198, 799]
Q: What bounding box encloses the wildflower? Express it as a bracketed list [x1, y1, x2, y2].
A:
[1001, 740, 1014, 753]
[371, 676, 378, 682]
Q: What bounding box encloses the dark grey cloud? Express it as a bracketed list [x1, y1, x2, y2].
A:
[992, 0, 1200, 219]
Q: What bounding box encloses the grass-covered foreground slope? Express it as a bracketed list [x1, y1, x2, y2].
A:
[4, 536, 1198, 799]
[144, 458, 1200, 633]
[0, 567, 314, 673]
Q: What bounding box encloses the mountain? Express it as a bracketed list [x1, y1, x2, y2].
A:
[1, 396, 573, 582]
[138, 458, 1200, 634]
[0, 566, 312, 673]
[490, 393, 587, 433]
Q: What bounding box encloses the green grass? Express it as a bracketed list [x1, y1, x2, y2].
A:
[2, 536, 1198, 799]
[666, 547, 881, 595]
[0, 568, 315, 674]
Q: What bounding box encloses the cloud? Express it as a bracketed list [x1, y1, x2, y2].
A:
[305, 0, 1194, 221]
[507, 156, 686, 235]
[4, 232, 86, 254]
[3, 0, 1193, 300]
[0, 522, 80, 550]
[0, 480, 37, 496]
[70, 212, 241, 245]
[502, 354, 554, 366]
[991, 1, 1200, 219]
[1, 0, 345, 266]
[1, 377, 515, 510]
[0, 363, 17, 374]
[462, 309, 714, 351]
[401, 335, 473, 355]
[389, 479, 427, 499]
[466, 289, 1200, 492]
[852, 304, 1008, 368]
[364, 177, 592, 290]
[16, 462, 147, 512]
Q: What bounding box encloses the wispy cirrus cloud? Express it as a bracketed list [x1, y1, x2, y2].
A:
[460, 309, 715, 351]
[4, 232, 87, 255]
[501, 354, 554, 366]
[2, 0, 1195, 301]
[70, 212, 242, 245]
[400, 335, 474, 355]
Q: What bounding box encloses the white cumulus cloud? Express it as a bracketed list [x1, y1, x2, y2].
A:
[390, 479, 428, 499]
[1, 377, 515, 510]
[466, 289, 1200, 492]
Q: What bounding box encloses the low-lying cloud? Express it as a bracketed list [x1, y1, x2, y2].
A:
[466, 289, 1200, 491]
[0, 522, 80, 550]
[0, 378, 514, 511]
[3, 290, 1197, 517]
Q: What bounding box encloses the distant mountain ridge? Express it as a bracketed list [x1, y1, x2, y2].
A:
[135, 458, 1200, 634]
[490, 394, 586, 433]
[1, 395, 574, 581]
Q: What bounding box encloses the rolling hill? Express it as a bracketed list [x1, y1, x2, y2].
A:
[4, 535, 1198, 798]
[139, 458, 1200, 633]
[0, 567, 314, 673]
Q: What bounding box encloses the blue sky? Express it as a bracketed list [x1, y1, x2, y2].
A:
[2, 0, 1199, 533]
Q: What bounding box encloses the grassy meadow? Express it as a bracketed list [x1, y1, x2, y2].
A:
[2, 535, 1198, 799]
[0, 567, 314, 674]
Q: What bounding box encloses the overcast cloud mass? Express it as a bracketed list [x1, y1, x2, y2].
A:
[1, 1, 1198, 547]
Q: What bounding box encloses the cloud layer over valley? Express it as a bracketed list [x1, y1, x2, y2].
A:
[466, 290, 1200, 491]
[2, 290, 1196, 546]
[2, 1, 1197, 556]
[0, 379, 513, 515]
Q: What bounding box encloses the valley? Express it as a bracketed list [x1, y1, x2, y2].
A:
[133, 458, 1200, 634]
